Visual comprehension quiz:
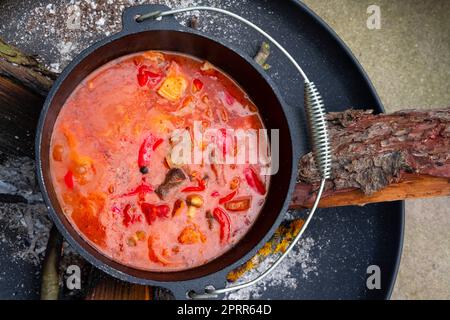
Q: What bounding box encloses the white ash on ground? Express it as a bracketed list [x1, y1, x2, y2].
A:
[0, 0, 248, 73]
[0, 155, 79, 268]
[0, 156, 42, 204]
[0, 155, 52, 265]
[224, 236, 318, 300]
[0, 202, 51, 265]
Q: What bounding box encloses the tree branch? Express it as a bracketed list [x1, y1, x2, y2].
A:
[294, 108, 450, 208]
[0, 38, 56, 96]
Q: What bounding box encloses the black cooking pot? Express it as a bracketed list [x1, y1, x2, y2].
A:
[36, 4, 303, 299]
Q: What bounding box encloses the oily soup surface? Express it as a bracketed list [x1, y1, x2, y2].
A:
[50, 51, 270, 271]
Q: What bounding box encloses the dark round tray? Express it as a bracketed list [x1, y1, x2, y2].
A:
[0, 0, 403, 300]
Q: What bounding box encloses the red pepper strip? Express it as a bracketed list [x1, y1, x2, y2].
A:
[152, 138, 164, 151]
[64, 170, 74, 189]
[193, 78, 203, 91]
[123, 204, 132, 226]
[146, 71, 163, 87]
[244, 167, 266, 195]
[137, 66, 163, 88]
[118, 182, 153, 198]
[181, 178, 206, 192]
[122, 204, 142, 227]
[211, 191, 220, 197]
[213, 208, 231, 244]
[138, 134, 162, 169]
[137, 66, 149, 86]
[219, 190, 237, 204]
[141, 203, 170, 225]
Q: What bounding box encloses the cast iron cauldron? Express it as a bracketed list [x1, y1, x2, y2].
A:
[36, 4, 303, 299]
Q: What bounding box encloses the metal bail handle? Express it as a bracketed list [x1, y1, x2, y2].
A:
[136, 6, 332, 299]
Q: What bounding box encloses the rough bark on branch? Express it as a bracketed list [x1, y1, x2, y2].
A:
[294, 108, 450, 208]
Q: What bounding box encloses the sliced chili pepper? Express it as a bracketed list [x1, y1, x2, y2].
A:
[137, 66, 163, 88]
[224, 197, 251, 212]
[219, 190, 237, 204]
[213, 207, 231, 244]
[123, 204, 132, 226]
[181, 178, 207, 192]
[138, 134, 162, 170]
[211, 191, 220, 197]
[244, 167, 266, 195]
[122, 204, 142, 227]
[64, 170, 74, 189]
[193, 78, 203, 92]
[146, 71, 163, 87]
[141, 203, 170, 225]
[152, 138, 164, 151]
[118, 182, 153, 198]
[137, 66, 149, 86]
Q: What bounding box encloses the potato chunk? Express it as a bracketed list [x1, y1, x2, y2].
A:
[157, 76, 187, 101]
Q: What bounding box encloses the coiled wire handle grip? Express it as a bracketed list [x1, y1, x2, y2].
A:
[137, 6, 332, 299]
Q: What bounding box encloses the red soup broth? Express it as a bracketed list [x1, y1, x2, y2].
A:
[50, 51, 270, 271]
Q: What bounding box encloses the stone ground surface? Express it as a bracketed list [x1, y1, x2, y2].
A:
[301, 0, 450, 299]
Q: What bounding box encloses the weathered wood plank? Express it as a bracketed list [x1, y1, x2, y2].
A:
[0, 76, 43, 156]
[0, 38, 56, 96]
[85, 278, 153, 300]
[0, 38, 56, 156]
